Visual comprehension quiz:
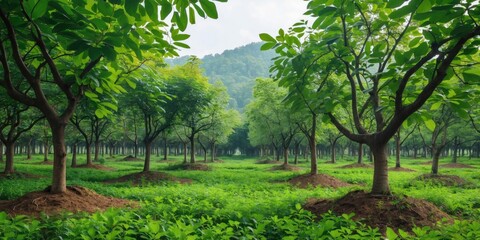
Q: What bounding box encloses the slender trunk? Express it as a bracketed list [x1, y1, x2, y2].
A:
[85, 143, 92, 165]
[310, 119, 318, 175]
[94, 141, 100, 162]
[0, 142, 3, 162]
[330, 138, 338, 163]
[370, 142, 390, 195]
[143, 141, 152, 172]
[163, 139, 168, 161]
[210, 143, 216, 162]
[395, 131, 401, 168]
[134, 142, 138, 158]
[71, 143, 77, 167]
[357, 143, 363, 164]
[452, 136, 458, 163]
[27, 139, 32, 160]
[3, 142, 14, 174]
[203, 148, 207, 163]
[183, 143, 187, 163]
[294, 142, 299, 165]
[190, 137, 196, 164]
[50, 123, 67, 194]
[43, 141, 49, 162]
[431, 147, 441, 174]
[283, 147, 289, 165]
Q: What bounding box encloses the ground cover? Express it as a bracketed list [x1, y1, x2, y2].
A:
[0, 155, 479, 239]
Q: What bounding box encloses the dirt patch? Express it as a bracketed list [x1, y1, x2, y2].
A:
[0, 186, 135, 217]
[288, 173, 351, 188]
[389, 167, 416, 172]
[104, 171, 192, 185]
[270, 164, 302, 171]
[415, 174, 471, 187]
[441, 163, 476, 169]
[338, 163, 373, 169]
[121, 155, 143, 162]
[419, 161, 433, 165]
[0, 172, 44, 179]
[304, 190, 452, 233]
[74, 164, 115, 171]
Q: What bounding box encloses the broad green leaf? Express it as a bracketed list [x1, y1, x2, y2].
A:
[199, 0, 218, 19]
[23, 0, 49, 19]
[125, 0, 140, 16]
[386, 227, 398, 240]
[425, 119, 436, 132]
[160, 0, 173, 20]
[259, 33, 276, 42]
[145, 0, 158, 21]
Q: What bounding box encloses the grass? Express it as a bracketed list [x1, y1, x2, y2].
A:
[0, 154, 479, 239]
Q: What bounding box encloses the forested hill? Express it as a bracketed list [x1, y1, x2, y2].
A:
[167, 42, 276, 110]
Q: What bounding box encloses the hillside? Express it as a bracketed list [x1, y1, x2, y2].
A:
[167, 42, 276, 110]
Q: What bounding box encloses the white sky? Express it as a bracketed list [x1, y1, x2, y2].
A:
[178, 0, 309, 57]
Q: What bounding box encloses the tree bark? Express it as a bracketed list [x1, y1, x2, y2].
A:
[452, 136, 458, 163]
[183, 143, 187, 163]
[210, 143, 216, 162]
[357, 143, 363, 164]
[71, 143, 77, 168]
[43, 141, 49, 162]
[27, 138, 32, 160]
[3, 142, 14, 174]
[190, 137, 196, 164]
[283, 147, 289, 165]
[330, 139, 338, 163]
[431, 146, 441, 174]
[85, 143, 92, 166]
[94, 141, 100, 162]
[50, 123, 67, 194]
[143, 141, 152, 172]
[309, 119, 317, 175]
[370, 142, 390, 195]
[163, 139, 168, 161]
[395, 131, 401, 168]
[0, 142, 3, 162]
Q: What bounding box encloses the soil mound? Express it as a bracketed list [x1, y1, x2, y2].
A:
[304, 190, 451, 233]
[415, 174, 471, 187]
[339, 163, 372, 169]
[256, 159, 281, 164]
[389, 167, 416, 172]
[0, 186, 135, 217]
[270, 164, 302, 171]
[121, 155, 142, 161]
[441, 163, 475, 169]
[104, 171, 192, 185]
[288, 173, 351, 188]
[36, 161, 53, 165]
[75, 164, 115, 171]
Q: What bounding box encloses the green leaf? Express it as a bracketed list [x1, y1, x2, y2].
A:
[259, 33, 276, 43]
[199, 0, 218, 19]
[125, 0, 140, 16]
[425, 119, 436, 132]
[172, 34, 190, 41]
[386, 0, 403, 8]
[24, 0, 49, 19]
[160, 0, 173, 20]
[145, 0, 158, 21]
[260, 42, 276, 51]
[173, 41, 190, 49]
[386, 227, 398, 240]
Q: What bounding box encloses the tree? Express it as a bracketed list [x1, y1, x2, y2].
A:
[263, 0, 480, 195]
[0, 91, 43, 174]
[0, 0, 225, 193]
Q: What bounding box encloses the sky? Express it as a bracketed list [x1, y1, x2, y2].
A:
[178, 0, 309, 57]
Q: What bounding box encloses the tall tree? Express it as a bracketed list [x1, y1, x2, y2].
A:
[263, 0, 480, 195]
[0, 0, 225, 193]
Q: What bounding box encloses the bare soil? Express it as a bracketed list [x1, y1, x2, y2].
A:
[304, 190, 452, 233]
[36, 160, 54, 165]
[389, 167, 416, 172]
[288, 173, 351, 188]
[74, 164, 115, 171]
[270, 164, 302, 171]
[416, 174, 471, 187]
[165, 163, 211, 171]
[338, 163, 373, 169]
[104, 171, 192, 185]
[441, 163, 476, 169]
[0, 186, 135, 217]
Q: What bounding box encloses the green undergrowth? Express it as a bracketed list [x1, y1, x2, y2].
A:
[0, 155, 479, 239]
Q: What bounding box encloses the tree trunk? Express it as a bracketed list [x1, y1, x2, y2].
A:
[283, 147, 289, 165]
[0, 142, 3, 162]
[183, 143, 187, 163]
[370, 142, 390, 195]
[27, 139, 32, 160]
[309, 127, 317, 175]
[94, 141, 100, 162]
[395, 131, 401, 168]
[431, 147, 441, 174]
[71, 143, 77, 167]
[85, 143, 92, 166]
[3, 142, 14, 174]
[189, 137, 196, 164]
[357, 143, 363, 164]
[143, 141, 152, 172]
[294, 142, 300, 165]
[50, 123, 67, 194]
[452, 136, 458, 163]
[43, 141, 49, 162]
[210, 143, 216, 162]
[330, 139, 337, 163]
[163, 139, 168, 161]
